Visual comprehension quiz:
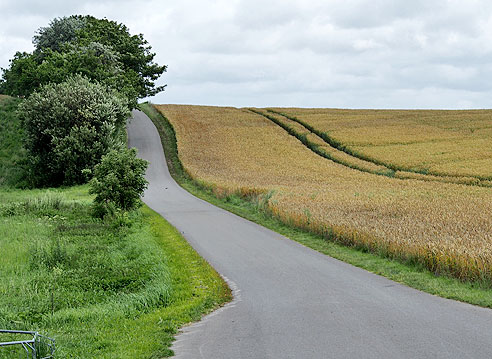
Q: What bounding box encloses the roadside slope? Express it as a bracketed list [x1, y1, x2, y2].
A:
[128, 109, 492, 359]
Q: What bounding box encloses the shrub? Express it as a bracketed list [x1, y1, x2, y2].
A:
[89, 147, 148, 216]
[18, 75, 128, 186]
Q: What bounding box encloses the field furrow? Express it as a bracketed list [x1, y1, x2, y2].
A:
[250, 108, 392, 176]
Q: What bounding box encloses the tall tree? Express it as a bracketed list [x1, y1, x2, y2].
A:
[1, 15, 166, 107]
[77, 16, 167, 98]
[33, 15, 87, 53]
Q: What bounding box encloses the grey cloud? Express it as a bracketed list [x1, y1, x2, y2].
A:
[0, 0, 85, 16]
[233, 0, 302, 29]
[2, 0, 492, 108]
[0, 0, 136, 16]
[323, 0, 436, 29]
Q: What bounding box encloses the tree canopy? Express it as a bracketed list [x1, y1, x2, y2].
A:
[18, 74, 128, 186]
[1, 15, 166, 108]
[33, 15, 86, 53]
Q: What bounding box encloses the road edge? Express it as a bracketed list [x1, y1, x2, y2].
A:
[139, 102, 492, 309]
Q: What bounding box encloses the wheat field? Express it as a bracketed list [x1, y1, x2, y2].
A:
[155, 104, 492, 283]
[271, 108, 492, 179]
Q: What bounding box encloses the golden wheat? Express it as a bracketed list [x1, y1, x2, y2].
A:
[260, 109, 389, 174]
[272, 108, 492, 179]
[156, 104, 492, 282]
[258, 109, 487, 186]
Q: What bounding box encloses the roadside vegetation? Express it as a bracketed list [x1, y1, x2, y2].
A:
[0, 96, 26, 187]
[141, 103, 492, 307]
[1, 14, 167, 188]
[0, 186, 230, 358]
[1, 15, 166, 109]
[19, 75, 129, 187]
[1, 16, 230, 358]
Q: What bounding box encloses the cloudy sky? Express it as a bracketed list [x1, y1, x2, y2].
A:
[1, 0, 492, 108]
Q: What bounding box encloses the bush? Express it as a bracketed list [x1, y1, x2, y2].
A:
[89, 147, 148, 216]
[18, 75, 128, 187]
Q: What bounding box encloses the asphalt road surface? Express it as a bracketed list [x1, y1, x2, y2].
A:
[127, 110, 492, 359]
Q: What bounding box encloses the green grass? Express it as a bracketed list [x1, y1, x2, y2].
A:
[0, 97, 231, 357]
[0, 186, 230, 358]
[140, 102, 492, 308]
[0, 96, 27, 187]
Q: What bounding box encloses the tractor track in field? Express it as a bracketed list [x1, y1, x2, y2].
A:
[251, 108, 491, 187]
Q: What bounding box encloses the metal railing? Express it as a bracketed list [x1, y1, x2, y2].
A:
[0, 330, 55, 359]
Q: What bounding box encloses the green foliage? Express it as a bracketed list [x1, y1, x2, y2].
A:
[0, 186, 230, 358]
[33, 15, 86, 53]
[0, 187, 169, 357]
[65, 42, 140, 107]
[1, 15, 166, 108]
[1, 44, 139, 108]
[18, 75, 128, 187]
[89, 147, 149, 214]
[0, 96, 27, 187]
[78, 16, 167, 99]
[0, 52, 40, 97]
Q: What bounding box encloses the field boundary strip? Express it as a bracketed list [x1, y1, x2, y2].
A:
[251, 109, 491, 187]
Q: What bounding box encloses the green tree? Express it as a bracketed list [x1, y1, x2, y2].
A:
[1, 15, 166, 107]
[1, 44, 139, 107]
[33, 15, 86, 53]
[77, 16, 167, 99]
[18, 75, 128, 186]
[89, 147, 149, 214]
[0, 52, 40, 97]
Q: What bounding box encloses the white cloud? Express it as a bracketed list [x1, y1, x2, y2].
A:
[1, 0, 492, 108]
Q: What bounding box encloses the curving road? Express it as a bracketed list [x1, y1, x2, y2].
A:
[127, 110, 492, 358]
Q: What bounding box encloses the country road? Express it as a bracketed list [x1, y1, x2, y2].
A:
[127, 109, 492, 358]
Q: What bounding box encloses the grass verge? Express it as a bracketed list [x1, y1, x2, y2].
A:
[140, 102, 492, 308]
[0, 185, 230, 358]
